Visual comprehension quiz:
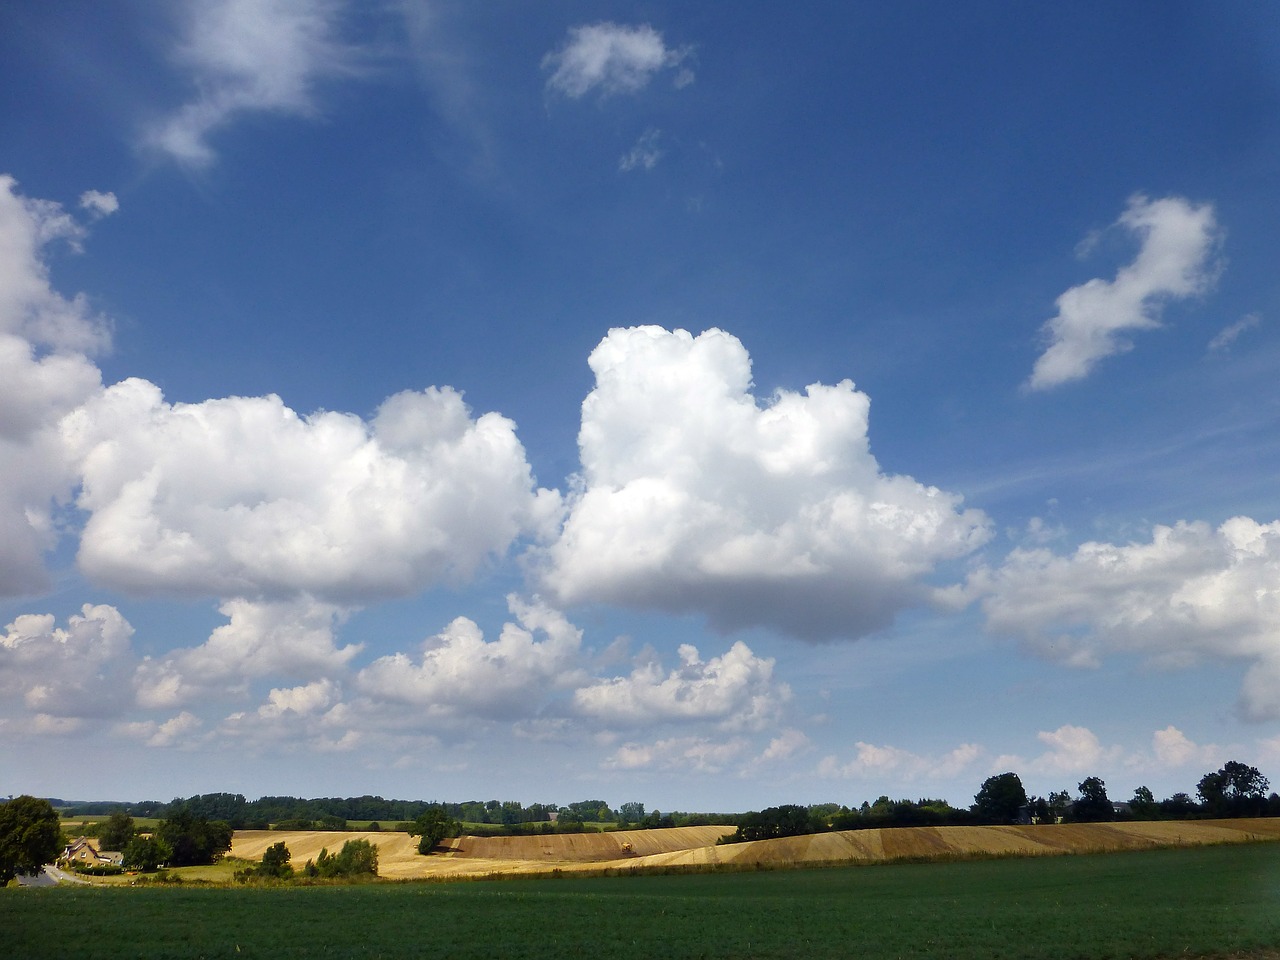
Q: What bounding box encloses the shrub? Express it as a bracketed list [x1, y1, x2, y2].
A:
[306, 839, 379, 879]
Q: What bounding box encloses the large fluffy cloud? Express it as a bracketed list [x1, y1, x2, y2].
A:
[0, 176, 108, 595]
[536, 326, 991, 640]
[146, 0, 358, 165]
[0, 604, 135, 719]
[543, 22, 692, 99]
[1028, 195, 1220, 390]
[62, 380, 558, 601]
[975, 517, 1280, 720]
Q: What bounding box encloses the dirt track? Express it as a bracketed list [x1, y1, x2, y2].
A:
[230, 818, 1280, 880]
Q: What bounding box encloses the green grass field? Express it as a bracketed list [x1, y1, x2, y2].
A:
[7, 843, 1280, 959]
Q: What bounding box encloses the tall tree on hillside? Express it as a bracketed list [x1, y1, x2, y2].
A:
[973, 773, 1027, 824]
[0, 796, 63, 882]
[407, 807, 458, 855]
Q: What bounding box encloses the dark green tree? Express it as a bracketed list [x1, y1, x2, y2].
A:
[973, 773, 1027, 823]
[1130, 786, 1158, 820]
[726, 804, 819, 843]
[618, 802, 646, 824]
[0, 795, 63, 882]
[1047, 790, 1072, 823]
[1197, 761, 1270, 817]
[1159, 792, 1198, 819]
[259, 841, 292, 878]
[122, 835, 171, 871]
[406, 806, 458, 855]
[157, 806, 233, 866]
[1071, 777, 1113, 822]
[311, 839, 379, 878]
[1027, 796, 1052, 824]
[99, 810, 136, 852]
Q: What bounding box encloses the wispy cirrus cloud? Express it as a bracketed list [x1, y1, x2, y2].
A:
[543, 22, 693, 100]
[1028, 195, 1221, 390]
[619, 128, 664, 172]
[1208, 313, 1260, 353]
[146, 0, 361, 166]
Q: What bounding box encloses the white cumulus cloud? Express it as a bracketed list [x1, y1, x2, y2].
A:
[134, 596, 357, 708]
[543, 22, 692, 99]
[355, 596, 587, 722]
[118, 711, 204, 748]
[146, 0, 359, 165]
[0, 604, 136, 719]
[1028, 195, 1220, 390]
[818, 741, 982, 782]
[536, 326, 990, 640]
[0, 177, 109, 594]
[257, 677, 341, 718]
[975, 517, 1280, 719]
[574, 640, 788, 731]
[62, 380, 558, 602]
[604, 735, 749, 773]
[78, 190, 119, 219]
[1028, 724, 1124, 775]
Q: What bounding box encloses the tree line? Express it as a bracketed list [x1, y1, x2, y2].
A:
[55, 793, 735, 834]
[721, 760, 1276, 843]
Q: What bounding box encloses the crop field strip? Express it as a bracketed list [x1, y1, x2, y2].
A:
[227, 817, 1280, 880]
[6, 841, 1280, 959]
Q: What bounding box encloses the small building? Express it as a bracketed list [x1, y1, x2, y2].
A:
[60, 837, 123, 868]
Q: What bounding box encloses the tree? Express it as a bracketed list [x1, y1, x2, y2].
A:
[99, 810, 136, 852]
[727, 805, 818, 843]
[259, 841, 292, 878]
[1159, 792, 1198, 819]
[157, 806, 233, 866]
[619, 802, 646, 824]
[1071, 777, 1113, 822]
[1130, 786, 1158, 820]
[1198, 761, 1270, 817]
[310, 839, 379, 878]
[0, 795, 63, 882]
[1047, 791, 1072, 823]
[122, 835, 171, 872]
[406, 807, 457, 855]
[973, 773, 1027, 824]
[1027, 796, 1052, 824]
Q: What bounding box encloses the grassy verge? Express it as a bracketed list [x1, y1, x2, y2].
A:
[5, 842, 1279, 959]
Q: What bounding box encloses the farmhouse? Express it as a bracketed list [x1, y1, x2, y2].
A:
[60, 836, 123, 868]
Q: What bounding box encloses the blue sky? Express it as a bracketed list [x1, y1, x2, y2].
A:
[3, 1, 1280, 813]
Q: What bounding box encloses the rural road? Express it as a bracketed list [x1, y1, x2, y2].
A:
[15, 865, 91, 887]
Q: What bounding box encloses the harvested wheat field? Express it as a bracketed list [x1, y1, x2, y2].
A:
[232, 818, 1280, 879]
[230, 825, 735, 878]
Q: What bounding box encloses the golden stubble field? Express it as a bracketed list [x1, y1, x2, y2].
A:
[230, 818, 1280, 879]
